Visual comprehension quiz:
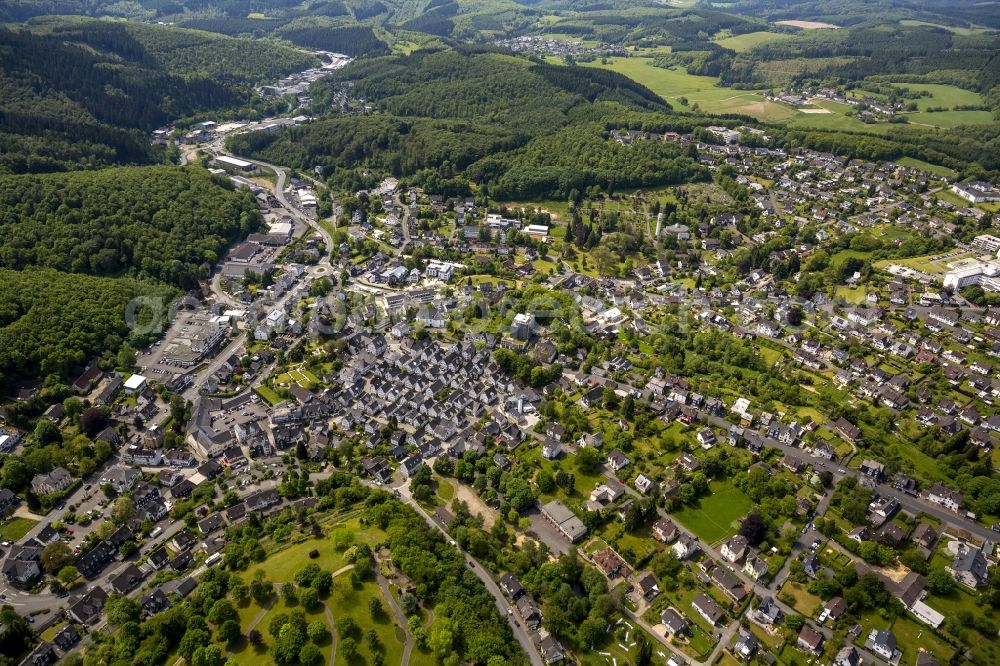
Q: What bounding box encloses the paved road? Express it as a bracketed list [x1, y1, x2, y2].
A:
[377, 570, 414, 665]
[391, 482, 543, 666]
[213, 146, 336, 255]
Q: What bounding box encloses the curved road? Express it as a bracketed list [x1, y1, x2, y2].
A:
[376, 571, 414, 665]
[391, 483, 543, 666]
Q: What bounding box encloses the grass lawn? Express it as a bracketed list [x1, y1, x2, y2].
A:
[0, 517, 38, 541]
[502, 199, 573, 222]
[713, 31, 794, 52]
[758, 346, 784, 365]
[834, 285, 867, 304]
[891, 83, 982, 110]
[895, 157, 958, 180]
[681, 617, 720, 660]
[779, 581, 823, 616]
[924, 588, 997, 663]
[831, 249, 870, 263]
[671, 479, 753, 544]
[436, 476, 456, 502]
[236, 597, 266, 631]
[887, 614, 955, 664]
[581, 617, 671, 666]
[936, 188, 973, 208]
[244, 595, 333, 663]
[908, 108, 995, 128]
[254, 385, 284, 406]
[249, 517, 385, 583]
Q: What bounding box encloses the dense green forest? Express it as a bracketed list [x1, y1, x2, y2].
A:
[0, 268, 175, 391]
[230, 46, 681, 195]
[0, 166, 263, 287]
[537, 7, 763, 46]
[273, 22, 388, 55]
[0, 165, 259, 391]
[0, 19, 314, 173]
[227, 114, 524, 174]
[469, 123, 710, 199]
[321, 47, 667, 131]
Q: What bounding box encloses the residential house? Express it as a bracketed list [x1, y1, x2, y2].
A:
[109, 563, 145, 595]
[797, 625, 824, 654]
[753, 596, 783, 625]
[499, 573, 525, 600]
[538, 630, 564, 665]
[30, 467, 73, 495]
[860, 458, 886, 481]
[607, 448, 630, 472]
[142, 588, 171, 616]
[660, 608, 687, 636]
[925, 483, 963, 513]
[68, 586, 109, 624]
[947, 545, 990, 588]
[652, 518, 679, 543]
[865, 629, 900, 662]
[691, 593, 725, 626]
[743, 554, 769, 581]
[673, 534, 700, 560]
[733, 630, 759, 660]
[720, 535, 748, 563]
[711, 566, 748, 602]
[634, 572, 660, 600]
[835, 646, 862, 666]
[76, 541, 115, 578]
[53, 624, 81, 653]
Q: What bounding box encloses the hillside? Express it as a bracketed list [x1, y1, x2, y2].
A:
[0, 20, 315, 173]
[0, 166, 262, 288]
[701, 0, 1000, 30]
[323, 47, 666, 129]
[229, 46, 673, 193]
[0, 269, 176, 393]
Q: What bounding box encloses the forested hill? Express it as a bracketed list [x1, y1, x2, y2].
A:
[0, 166, 263, 288]
[0, 269, 175, 393]
[227, 47, 669, 173]
[228, 47, 670, 169]
[229, 47, 708, 199]
[0, 20, 316, 173]
[323, 46, 668, 131]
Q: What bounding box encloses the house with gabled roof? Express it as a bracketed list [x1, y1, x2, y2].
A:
[691, 593, 725, 626]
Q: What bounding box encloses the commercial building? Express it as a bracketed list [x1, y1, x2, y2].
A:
[540, 500, 587, 543]
[213, 155, 258, 174]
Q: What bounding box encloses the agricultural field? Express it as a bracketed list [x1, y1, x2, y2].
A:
[712, 30, 794, 52]
[897, 19, 991, 35]
[671, 479, 753, 544]
[581, 57, 796, 121]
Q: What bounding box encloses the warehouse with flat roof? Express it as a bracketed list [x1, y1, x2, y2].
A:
[541, 500, 587, 542]
[213, 155, 258, 174]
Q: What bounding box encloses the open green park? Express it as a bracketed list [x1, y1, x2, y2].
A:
[221, 513, 423, 666]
